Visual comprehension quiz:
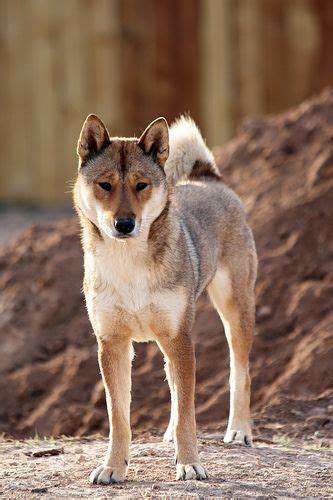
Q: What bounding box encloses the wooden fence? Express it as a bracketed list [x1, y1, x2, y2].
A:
[0, 0, 332, 203]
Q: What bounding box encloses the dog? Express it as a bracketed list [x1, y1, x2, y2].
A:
[73, 114, 257, 484]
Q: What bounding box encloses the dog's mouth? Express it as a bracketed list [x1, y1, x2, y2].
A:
[113, 233, 133, 240]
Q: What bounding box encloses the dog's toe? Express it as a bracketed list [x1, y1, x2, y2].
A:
[90, 465, 125, 485]
[163, 428, 174, 443]
[176, 463, 208, 481]
[90, 465, 104, 484]
[224, 429, 253, 446]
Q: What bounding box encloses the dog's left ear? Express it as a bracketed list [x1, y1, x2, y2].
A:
[138, 117, 169, 167]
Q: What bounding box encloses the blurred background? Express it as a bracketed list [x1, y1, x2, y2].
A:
[1, 0, 333, 205]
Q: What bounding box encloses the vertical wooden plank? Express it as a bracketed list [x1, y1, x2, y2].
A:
[285, 0, 320, 103]
[2, 0, 32, 202]
[118, 0, 200, 135]
[22, 0, 38, 203]
[45, 1, 68, 203]
[90, 0, 122, 134]
[200, 0, 238, 145]
[118, 0, 153, 135]
[58, 0, 90, 200]
[261, 0, 289, 113]
[152, 0, 201, 124]
[0, 0, 10, 201]
[315, 0, 333, 91]
[23, 0, 58, 203]
[237, 0, 264, 117]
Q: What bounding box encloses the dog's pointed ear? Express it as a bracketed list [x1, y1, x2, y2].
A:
[138, 117, 169, 167]
[77, 114, 110, 162]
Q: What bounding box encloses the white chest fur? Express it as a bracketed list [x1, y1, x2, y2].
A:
[84, 239, 186, 342]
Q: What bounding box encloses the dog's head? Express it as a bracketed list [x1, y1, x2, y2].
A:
[75, 114, 169, 240]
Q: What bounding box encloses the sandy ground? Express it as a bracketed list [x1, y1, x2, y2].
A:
[1, 434, 332, 498]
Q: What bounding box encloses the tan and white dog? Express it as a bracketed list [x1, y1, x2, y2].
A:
[73, 114, 257, 484]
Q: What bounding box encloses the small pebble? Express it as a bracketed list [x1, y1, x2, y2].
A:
[257, 305, 272, 320]
[31, 487, 48, 493]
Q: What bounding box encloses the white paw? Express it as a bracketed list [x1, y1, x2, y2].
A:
[224, 429, 253, 446]
[176, 463, 208, 481]
[163, 426, 174, 443]
[90, 463, 127, 485]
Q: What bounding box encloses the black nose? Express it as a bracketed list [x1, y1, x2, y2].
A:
[114, 217, 135, 235]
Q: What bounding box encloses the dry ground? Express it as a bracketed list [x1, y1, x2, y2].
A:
[1, 434, 332, 498]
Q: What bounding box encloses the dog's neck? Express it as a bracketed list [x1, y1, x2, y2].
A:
[147, 198, 173, 263]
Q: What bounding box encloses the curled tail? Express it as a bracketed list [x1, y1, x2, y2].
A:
[164, 115, 221, 183]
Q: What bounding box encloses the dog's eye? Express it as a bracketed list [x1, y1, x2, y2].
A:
[99, 182, 112, 192]
[136, 182, 148, 192]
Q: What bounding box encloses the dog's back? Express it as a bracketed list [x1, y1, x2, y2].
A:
[164, 117, 256, 300]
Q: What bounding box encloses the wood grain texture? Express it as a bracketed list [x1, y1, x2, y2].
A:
[0, 0, 331, 202]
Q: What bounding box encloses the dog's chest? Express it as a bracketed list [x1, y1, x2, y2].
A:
[84, 244, 186, 340]
[86, 243, 152, 308]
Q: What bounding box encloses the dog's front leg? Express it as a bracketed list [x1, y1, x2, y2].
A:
[163, 359, 176, 442]
[158, 334, 208, 481]
[90, 336, 132, 485]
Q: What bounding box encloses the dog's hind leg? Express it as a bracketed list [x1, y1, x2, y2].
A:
[163, 359, 175, 442]
[207, 261, 256, 446]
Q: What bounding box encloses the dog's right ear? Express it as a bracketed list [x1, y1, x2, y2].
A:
[77, 114, 110, 162]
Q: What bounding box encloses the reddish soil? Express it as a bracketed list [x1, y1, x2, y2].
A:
[0, 89, 332, 445]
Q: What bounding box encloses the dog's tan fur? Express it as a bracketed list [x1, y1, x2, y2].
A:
[74, 114, 257, 484]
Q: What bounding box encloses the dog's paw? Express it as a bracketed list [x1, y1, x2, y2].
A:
[176, 463, 208, 481]
[224, 429, 253, 446]
[90, 464, 127, 485]
[163, 426, 174, 443]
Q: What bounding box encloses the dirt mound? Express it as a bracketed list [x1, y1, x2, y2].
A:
[0, 90, 332, 440]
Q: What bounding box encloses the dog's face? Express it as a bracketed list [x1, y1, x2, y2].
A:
[75, 115, 169, 240]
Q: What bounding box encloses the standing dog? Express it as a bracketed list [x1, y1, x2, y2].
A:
[74, 114, 257, 484]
